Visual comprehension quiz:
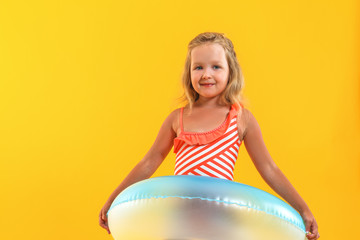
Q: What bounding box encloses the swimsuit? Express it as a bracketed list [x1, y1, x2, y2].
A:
[173, 103, 243, 181]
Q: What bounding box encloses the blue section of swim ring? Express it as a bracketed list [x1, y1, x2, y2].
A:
[107, 175, 306, 233]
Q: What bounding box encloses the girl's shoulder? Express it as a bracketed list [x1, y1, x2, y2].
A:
[237, 106, 262, 142]
[237, 106, 252, 122]
[166, 108, 182, 136]
[236, 106, 253, 142]
[169, 105, 193, 137]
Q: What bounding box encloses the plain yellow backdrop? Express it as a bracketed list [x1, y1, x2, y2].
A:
[0, 0, 359, 239]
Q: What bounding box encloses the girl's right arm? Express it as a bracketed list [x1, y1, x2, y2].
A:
[99, 109, 178, 234]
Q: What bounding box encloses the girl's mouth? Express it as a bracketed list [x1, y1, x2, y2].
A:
[200, 84, 215, 87]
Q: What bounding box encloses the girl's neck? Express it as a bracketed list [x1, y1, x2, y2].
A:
[194, 96, 229, 109]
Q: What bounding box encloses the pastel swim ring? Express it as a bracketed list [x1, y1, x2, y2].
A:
[107, 175, 306, 240]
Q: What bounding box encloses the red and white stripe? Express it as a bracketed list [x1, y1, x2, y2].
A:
[174, 117, 241, 180]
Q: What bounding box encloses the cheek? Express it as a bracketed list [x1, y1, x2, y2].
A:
[219, 71, 229, 82]
[216, 72, 229, 81]
[190, 72, 201, 84]
[190, 74, 197, 87]
[190, 71, 199, 76]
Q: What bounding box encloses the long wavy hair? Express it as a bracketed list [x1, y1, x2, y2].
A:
[176, 32, 245, 112]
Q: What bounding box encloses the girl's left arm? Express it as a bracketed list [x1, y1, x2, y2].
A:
[241, 109, 319, 240]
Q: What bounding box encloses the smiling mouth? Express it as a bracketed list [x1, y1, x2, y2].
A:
[200, 83, 215, 87]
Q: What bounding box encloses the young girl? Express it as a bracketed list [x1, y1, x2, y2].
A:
[99, 32, 320, 240]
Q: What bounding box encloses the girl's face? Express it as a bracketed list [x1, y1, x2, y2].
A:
[190, 43, 229, 100]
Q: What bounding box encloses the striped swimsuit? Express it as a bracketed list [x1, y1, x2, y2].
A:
[173, 103, 242, 181]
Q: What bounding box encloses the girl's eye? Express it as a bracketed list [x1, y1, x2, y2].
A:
[194, 66, 220, 70]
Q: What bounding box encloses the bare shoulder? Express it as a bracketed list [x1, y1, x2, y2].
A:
[240, 108, 263, 142]
[236, 107, 255, 141]
[166, 108, 181, 135]
[145, 108, 180, 161]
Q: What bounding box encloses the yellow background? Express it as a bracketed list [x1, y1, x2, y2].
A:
[0, 0, 359, 239]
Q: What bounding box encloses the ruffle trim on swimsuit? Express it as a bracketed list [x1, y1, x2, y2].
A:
[173, 103, 242, 154]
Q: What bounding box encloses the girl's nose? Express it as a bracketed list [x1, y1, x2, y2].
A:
[202, 68, 212, 79]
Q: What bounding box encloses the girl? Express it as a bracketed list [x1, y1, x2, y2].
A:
[99, 32, 320, 240]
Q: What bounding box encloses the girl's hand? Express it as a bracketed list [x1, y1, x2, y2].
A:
[99, 201, 112, 234]
[301, 210, 320, 240]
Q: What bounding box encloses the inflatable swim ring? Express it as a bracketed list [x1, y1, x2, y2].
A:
[107, 175, 306, 240]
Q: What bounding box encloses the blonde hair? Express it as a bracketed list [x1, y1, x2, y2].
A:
[176, 32, 245, 111]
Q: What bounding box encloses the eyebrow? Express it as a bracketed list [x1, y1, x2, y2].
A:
[192, 61, 223, 65]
